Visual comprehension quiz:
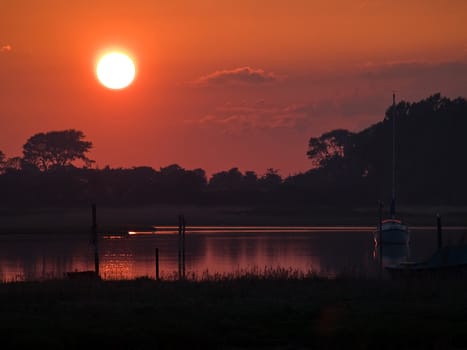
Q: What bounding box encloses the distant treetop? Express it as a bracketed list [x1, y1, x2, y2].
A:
[22, 129, 94, 171]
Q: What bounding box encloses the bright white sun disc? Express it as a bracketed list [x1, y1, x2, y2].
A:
[96, 52, 135, 89]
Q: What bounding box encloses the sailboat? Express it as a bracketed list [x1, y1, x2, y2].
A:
[378, 94, 410, 245]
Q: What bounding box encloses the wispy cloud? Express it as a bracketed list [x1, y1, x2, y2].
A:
[355, 59, 467, 103]
[186, 102, 310, 133]
[359, 60, 467, 80]
[186, 92, 392, 135]
[187, 59, 467, 136]
[193, 66, 282, 86]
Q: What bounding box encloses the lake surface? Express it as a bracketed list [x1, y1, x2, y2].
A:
[1, 226, 466, 282]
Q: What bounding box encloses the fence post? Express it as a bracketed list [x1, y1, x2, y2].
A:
[155, 248, 160, 281]
[378, 201, 383, 277]
[178, 215, 182, 280]
[92, 203, 99, 277]
[182, 215, 186, 279]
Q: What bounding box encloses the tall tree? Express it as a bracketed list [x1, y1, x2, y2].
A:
[260, 168, 282, 187]
[209, 168, 244, 190]
[303, 94, 467, 204]
[307, 129, 355, 168]
[22, 130, 93, 171]
[4, 157, 22, 171]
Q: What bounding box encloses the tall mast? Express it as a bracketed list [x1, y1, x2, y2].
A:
[390, 93, 396, 219]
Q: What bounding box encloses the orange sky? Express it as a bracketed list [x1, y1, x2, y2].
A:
[1, 0, 467, 176]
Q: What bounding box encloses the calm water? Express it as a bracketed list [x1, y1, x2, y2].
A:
[1, 226, 466, 281]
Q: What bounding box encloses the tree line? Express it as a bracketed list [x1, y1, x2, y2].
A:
[1, 93, 466, 207]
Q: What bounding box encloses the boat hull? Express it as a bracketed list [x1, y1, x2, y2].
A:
[377, 220, 409, 245]
[386, 246, 467, 279]
[380, 228, 409, 244]
[386, 264, 467, 279]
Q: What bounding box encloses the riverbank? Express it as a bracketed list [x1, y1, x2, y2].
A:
[1, 204, 466, 234]
[1, 275, 467, 349]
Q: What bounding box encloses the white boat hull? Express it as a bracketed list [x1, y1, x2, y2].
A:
[378, 221, 409, 245]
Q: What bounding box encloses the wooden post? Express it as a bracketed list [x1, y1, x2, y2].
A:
[92, 203, 99, 277]
[437, 213, 442, 250]
[177, 214, 186, 280]
[178, 215, 182, 280]
[155, 248, 160, 281]
[378, 201, 384, 276]
[182, 215, 186, 279]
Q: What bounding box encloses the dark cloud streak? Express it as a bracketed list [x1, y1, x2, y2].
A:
[360, 60, 467, 81]
[188, 59, 467, 137]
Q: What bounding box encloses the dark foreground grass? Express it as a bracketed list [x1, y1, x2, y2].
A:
[1, 275, 467, 349]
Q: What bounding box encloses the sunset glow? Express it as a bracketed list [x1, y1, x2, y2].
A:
[1, 0, 467, 175]
[2, 2, 467, 347]
[96, 52, 135, 89]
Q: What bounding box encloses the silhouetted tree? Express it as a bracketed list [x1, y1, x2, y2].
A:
[188, 168, 208, 190]
[22, 130, 94, 171]
[209, 168, 244, 190]
[157, 164, 207, 195]
[243, 171, 259, 189]
[307, 129, 355, 168]
[4, 157, 22, 172]
[159, 164, 184, 177]
[259, 168, 282, 187]
[303, 93, 467, 204]
[1, 93, 466, 207]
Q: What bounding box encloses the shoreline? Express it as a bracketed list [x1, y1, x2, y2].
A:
[1, 204, 466, 235]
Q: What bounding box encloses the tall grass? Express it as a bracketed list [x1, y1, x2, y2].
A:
[2, 267, 467, 349]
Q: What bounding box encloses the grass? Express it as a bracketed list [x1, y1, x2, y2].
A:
[1, 271, 467, 349]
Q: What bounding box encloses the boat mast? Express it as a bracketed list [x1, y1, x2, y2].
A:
[390, 93, 396, 219]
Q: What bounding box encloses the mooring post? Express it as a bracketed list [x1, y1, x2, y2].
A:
[182, 214, 186, 279]
[378, 201, 384, 276]
[155, 248, 160, 281]
[178, 215, 182, 280]
[92, 203, 99, 277]
[437, 213, 442, 250]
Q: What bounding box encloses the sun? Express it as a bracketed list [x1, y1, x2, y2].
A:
[96, 52, 136, 90]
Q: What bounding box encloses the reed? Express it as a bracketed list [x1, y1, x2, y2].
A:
[1, 273, 467, 349]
